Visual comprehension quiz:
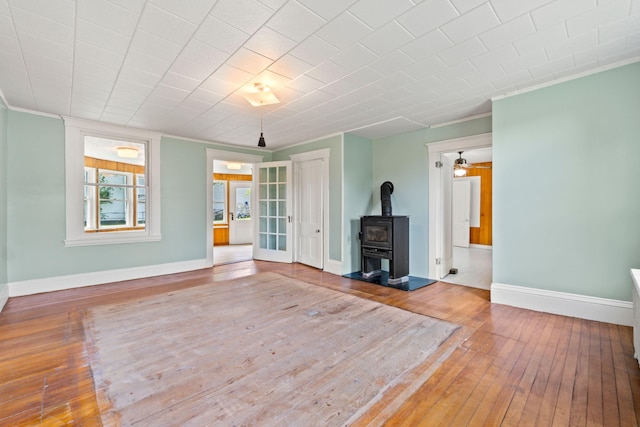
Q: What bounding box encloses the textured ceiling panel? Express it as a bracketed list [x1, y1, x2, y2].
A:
[0, 0, 638, 149]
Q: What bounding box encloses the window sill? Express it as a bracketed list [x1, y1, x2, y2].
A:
[64, 232, 161, 247]
[85, 227, 146, 233]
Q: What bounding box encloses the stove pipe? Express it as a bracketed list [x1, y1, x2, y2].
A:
[380, 181, 394, 216]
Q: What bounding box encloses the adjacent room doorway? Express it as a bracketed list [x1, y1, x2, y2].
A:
[206, 149, 264, 268]
[427, 133, 493, 290]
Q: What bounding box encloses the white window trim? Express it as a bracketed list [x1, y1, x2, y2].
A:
[64, 117, 161, 246]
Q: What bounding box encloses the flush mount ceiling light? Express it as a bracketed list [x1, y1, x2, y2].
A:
[117, 146, 138, 158]
[227, 162, 242, 170]
[242, 82, 280, 107]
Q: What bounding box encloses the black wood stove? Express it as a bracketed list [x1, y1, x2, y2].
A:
[359, 182, 409, 285]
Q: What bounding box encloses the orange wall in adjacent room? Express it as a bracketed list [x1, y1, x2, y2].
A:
[461, 162, 492, 246]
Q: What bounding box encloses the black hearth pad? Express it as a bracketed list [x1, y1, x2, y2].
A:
[344, 271, 436, 291]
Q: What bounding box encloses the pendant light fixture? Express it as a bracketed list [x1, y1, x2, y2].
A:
[257, 113, 266, 147]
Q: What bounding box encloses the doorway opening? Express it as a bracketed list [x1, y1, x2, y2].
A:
[212, 160, 254, 266]
[205, 149, 264, 268]
[427, 134, 493, 290]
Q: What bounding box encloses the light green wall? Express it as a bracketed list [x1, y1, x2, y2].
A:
[371, 130, 431, 277]
[273, 135, 342, 262]
[426, 116, 492, 143]
[493, 61, 640, 301]
[5, 111, 266, 284]
[343, 133, 373, 273]
[370, 117, 492, 278]
[0, 98, 7, 286]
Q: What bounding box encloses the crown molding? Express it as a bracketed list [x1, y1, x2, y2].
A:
[429, 112, 492, 129]
[491, 57, 640, 102]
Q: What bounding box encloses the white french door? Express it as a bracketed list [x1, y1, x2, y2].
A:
[253, 161, 293, 263]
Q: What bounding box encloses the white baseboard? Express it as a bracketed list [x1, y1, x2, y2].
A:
[8, 258, 211, 297]
[324, 259, 343, 276]
[491, 282, 633, 326]
[0, 284, 8, 313]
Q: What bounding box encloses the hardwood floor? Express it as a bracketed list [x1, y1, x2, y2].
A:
[1, 260, 638, 426]
[213, 243, 253, 266]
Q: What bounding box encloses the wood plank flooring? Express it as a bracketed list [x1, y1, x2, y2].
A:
[1, 260, 639, 426]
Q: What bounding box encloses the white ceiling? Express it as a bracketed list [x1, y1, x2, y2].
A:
[0, 0, 638, 150]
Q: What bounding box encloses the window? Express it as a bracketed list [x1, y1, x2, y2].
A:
[84, 137, 146, 232]
[64, 117, 161, 246]
[213, 180, 226, 224]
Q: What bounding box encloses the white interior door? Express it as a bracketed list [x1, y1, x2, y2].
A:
[440, 155, 454, 278]
[452, 179, 471, 248]
[228, 181, 253, 245]
[296, 159, 323, 269]
[253, 161, 293, 263]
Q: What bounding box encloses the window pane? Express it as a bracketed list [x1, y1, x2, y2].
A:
[99, 172, 127, 186]
[99, 189, 126, 227]
[212, 181, 226, 223]
[213, 181, 225, 202]
[84, 197, 89, 228]
[235, 187, 251, 220]
[213, 202, 225, 221]
[137, 201, 146, 224]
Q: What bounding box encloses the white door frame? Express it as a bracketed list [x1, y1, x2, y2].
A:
[427, 133, 492, 279]
[206, 149, 264, 267]
[289, 148, 330, 270]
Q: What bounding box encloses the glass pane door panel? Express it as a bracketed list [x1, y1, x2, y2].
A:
[254, 161, 292, 262]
